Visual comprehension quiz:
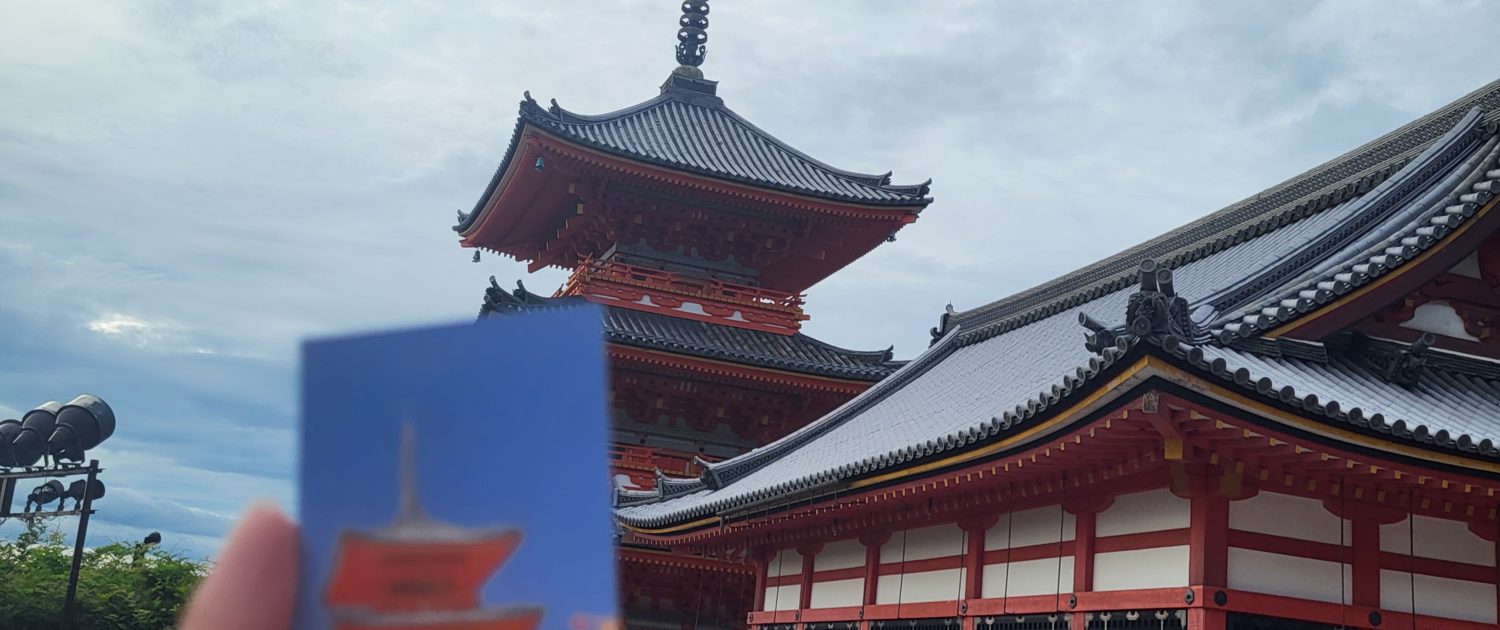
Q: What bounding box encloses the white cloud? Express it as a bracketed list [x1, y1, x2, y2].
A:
[87, 313, 164, 344]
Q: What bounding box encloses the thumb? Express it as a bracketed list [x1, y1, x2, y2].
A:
[180, 502, 299, 630]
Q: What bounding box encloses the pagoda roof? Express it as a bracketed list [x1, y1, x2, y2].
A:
[480, 278, 901, 382]
[455, 72, 931, 235]
[615, 79, 1500, 531]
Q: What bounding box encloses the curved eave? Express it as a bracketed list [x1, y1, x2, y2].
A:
[618, 337, 1500, 535]
[1217, 160, 1500, 342]
[454, 91, 935, 238]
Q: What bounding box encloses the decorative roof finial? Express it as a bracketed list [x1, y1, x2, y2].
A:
[675, 1, 710, 69]
[396, 420, 426, 522]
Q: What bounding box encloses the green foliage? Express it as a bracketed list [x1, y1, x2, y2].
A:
[0, 519, 206, 630]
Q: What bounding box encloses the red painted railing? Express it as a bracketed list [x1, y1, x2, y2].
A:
[562, 258, 805, 313]
[610, 444, 721, 489]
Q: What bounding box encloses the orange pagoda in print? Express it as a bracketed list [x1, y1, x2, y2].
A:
[323, 424, 544, 630]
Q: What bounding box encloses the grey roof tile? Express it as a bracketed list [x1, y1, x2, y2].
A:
[456, 74, 930, 235]
[480, 278, 900, 381]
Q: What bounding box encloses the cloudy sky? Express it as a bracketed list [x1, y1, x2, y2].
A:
[2, 0, 1497, 558]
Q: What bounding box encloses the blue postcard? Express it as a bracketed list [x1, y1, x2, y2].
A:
[298, 308, 615, 630]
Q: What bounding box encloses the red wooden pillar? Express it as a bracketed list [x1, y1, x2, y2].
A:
[1180, 464, 1228, 630]
[958, 517, 997, 630]
[1351, 518, 1381, 608]
[1323, 493, 1404, 614]
[1064, 494, 1111, 630]
[797, 544, 821, 614]
[1189, 492, 1228, 587]
[859, 532, 890, 607]
[751, 548, 771, 613]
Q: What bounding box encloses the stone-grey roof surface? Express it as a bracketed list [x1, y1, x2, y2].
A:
[456, 73, 931, 236]
[617, 79, 1500, 529]
[940, 79, 1500, 344]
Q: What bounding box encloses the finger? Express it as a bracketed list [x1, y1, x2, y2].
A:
[180, 502, 299, 630]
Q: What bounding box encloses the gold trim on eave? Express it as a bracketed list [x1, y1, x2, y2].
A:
[620, 353, 1500, 537]
[1266, 194, 1499, 339]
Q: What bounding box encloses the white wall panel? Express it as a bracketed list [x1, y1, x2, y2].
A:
[881, 525, 966, 563]
[764, 584, 801, 611]
[1380, 515, 1495, 566]
[1380, 570, 1497, 623]
[1229, 491, 1348, 544]
[809, 578, 864, 609]
[1096, 489, 1189, 537]
[1228, 548, 1350, 604]
[815, 539, 866, 572]
[769, 549, 802, 577]
[874, 568, 966, 604]
[979, 557, 1074, 598]
[1092, 546, 1189, 591]
[985, 506, 1075, 550]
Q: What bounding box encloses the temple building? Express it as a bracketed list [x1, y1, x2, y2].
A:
[620, 82, 1500, 629]
[460, 3, 1500, 630]
[454, 2, 928, 627]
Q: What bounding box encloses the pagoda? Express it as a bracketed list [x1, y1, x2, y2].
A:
[455, 2, 931, 627]
[617, 78, 1500, 630]
[323, 424, 543, 630]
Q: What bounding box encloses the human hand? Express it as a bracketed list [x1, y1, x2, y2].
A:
[180, 502, 299, 630]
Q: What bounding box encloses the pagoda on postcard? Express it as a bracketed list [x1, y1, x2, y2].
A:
[323, 424, 544, 630]
[454, 1, 931, 626]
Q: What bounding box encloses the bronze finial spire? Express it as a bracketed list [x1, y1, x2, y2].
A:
[675, 0, 710, 68]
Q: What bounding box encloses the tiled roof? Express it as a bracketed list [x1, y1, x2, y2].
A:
[616, 79, 1500, 529]
[456, 72, 930, 235]
[480, 278, 900, 382]
[938, 79, 1500, 344]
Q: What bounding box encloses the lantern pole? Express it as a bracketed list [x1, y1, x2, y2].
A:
[59, 459, 100, 630]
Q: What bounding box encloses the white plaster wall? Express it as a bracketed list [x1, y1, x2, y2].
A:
[769, 549, 802, 577]
[1092, 545, 1190, 591]
[1096, 489, 1189, 537]
[880, 525, 966, 562]
[809, 578, 864, 609]
[979, 557, 1074, 598]
[764, 584, 801, 611]
[1401, 302, 1482, 341]
[1380, 515, 1495, 566]
[815, 539, 866, 572]
[1380, 569, 1497, 624]
[874, 568, 965, 604]
[985, 506, 1075, 550]
[1229, 491, 1349, 544]
[1228, 548, 1351, 604]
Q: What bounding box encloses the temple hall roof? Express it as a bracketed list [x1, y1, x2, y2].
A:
[616, 79, 1500, 530]
[454, 72, 932, 235]
[480, 278, 901, 382]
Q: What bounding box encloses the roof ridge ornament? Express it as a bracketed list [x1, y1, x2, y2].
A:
[1380, 332, 1435, 388]
[675, 0, 710, 71]
[1126, 260, 1194, 339]
[1078, 259, 1194, 353]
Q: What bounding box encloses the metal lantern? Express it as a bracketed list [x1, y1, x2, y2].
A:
[63, 479, 105, 509]
[48, 395, 115, 463]
[0, 418, 20, 467]
[26, 479, 65, 512]
[10, 401, 62, 467]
